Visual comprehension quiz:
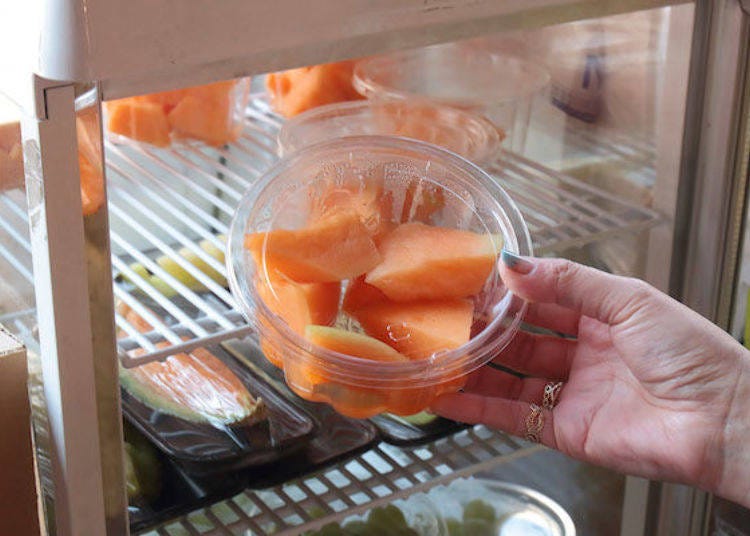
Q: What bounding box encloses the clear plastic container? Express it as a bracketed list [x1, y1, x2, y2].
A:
[228, 136, 531, 418]
[104, 78, 251, 148]
[277, 100, 502, 165]
[353, 43, 550, 153]
[302, 477, 575, 535]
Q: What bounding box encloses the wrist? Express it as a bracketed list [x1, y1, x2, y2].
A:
[716, 346, 750, 507]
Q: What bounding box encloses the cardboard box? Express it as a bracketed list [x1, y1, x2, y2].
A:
[0, 326, 42, 536]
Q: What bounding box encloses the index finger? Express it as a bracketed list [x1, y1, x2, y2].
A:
[500, 253, 650, 326]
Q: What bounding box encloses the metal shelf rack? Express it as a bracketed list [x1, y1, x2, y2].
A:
[0, 95, 660, 367]
[140, 428, 542, 536]
[0, 94, 660, 535]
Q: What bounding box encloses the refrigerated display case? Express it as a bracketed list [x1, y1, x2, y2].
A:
[1, 1, 749, 535]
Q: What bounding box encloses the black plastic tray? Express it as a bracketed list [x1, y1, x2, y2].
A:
[121, 345, 317, 476]
[127, 341, 379, 533]
[222, 338, 465, 447]
[128, 448, 247, 533]
[222, 339, 379, 487]
[369, 413, 467, 447]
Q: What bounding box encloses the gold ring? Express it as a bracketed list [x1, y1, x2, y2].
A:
[524, 403, 544, 443]
[543, 381, 563, 410]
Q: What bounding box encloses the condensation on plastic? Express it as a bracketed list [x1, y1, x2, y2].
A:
[228, 136, 532, 418]
[277, 99, 502, 165]
[117, 301, 267, 429]
[104, 78, 251, 149]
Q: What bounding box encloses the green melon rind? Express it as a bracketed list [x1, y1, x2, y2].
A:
[119, 365, 267, 427]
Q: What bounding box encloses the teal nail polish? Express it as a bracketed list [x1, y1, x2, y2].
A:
[501, 249, 533, 274]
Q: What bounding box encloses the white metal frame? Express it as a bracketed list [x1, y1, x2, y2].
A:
[20, 78, 127, 535]
[4, 0, 749, 534]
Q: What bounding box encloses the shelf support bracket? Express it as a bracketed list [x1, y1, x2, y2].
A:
[20, 76, 128, 536]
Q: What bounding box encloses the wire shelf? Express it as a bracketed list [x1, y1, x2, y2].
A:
[0, 95, 661, 367]
[0, 95, 662, 535]
[137, 426, 543, 536]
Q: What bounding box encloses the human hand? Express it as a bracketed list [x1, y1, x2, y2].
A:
[431, 253, 750, 507]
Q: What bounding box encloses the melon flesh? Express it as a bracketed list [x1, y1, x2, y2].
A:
[309, 180, 393, 240]
[256, 277, 340, 369]
[106, 100, 171, 147]
[365, 222, 497, 301]
[266, 61, 364, 118]
[257, 277, 341, 332]
[75, 110, 106, 215]
[120, 347, 265, 427]
[305, 325, 407, 362]
[78, 153, 105, 216]
[352, 299, 473, 359]
[106, 80, 244, 147]
[245, 211, 381, 283]
[115, 301, 265, 426]
[168, 95, 235, 147]
[342, 275, 389, 315]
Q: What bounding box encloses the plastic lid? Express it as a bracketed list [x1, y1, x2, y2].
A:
[228, 136, 532, 390]
[277, 100, 502, 164]
[353, 42, 550, 108]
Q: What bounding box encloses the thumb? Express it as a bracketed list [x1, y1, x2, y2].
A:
[499, 251, 651, 326]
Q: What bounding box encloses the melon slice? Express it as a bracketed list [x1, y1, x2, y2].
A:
[78, 153, 105, 216]
[120, 347, 266, 427]
[257, 277, 341, 332]
[305, 325, 407, 362]
[134, 89, 188, 112]
[365, 222, 497, 301]
[245, 211, 381, 283]
[256, 278, 340, 369]
[106, 100, 171, 147]
[115, 301, 266, 427]
[168, 95, 234, 147]
[342, 275, 389, 315]
[353, 299, 473, 359]
[266, 61, 364, 118]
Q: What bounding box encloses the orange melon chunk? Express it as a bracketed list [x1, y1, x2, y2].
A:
[266, 61, 364, 118]
[305, 325, 407, 362]
[365, 222, 497, 301]
[168, 95, 234, 147]
[257, 277, 341, 332]
[245, 211, 381, 283]
[106, 100, 171, 147]
[256, 277, 340, 368]
[78, 153, 105, 216]
[342, 275, 389, 315]
[352, 299, 473, 359]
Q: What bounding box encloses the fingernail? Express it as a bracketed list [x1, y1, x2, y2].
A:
[501, 249, 534, 274]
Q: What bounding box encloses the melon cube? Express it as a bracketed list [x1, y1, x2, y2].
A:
[352, 299, 474, 359]
[168, 95, 234, 147]
[245, 211, 381, 283]
[106, 100, 171, 147]
[365, 222, 498, 301]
